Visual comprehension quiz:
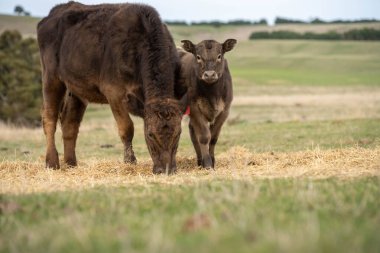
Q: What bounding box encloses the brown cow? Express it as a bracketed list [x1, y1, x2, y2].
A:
[180, 39, 237, 168]
[37, 2, 183, 174]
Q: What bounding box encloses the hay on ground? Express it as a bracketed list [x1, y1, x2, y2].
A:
[0, 146, 379, 194]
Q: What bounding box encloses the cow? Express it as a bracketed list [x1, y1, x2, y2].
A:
[179, 39, 237, 168]
[37, 2, 184, 174]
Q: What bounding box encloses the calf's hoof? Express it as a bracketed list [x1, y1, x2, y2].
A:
[201, 156, 213, 169]
[65, 158, 77, 167]
[45, 158, 59, 170]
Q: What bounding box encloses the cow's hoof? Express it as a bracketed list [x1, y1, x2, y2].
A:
[46, 151, 60, 169]
[124, 154, 137, 165]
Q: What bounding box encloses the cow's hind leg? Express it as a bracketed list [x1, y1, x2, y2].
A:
[42, 79, 65, 169]
[60, 92, 87, 167]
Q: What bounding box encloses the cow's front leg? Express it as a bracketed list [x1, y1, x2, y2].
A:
[190, 115, 212, 169]
[107, 94, 137, 164]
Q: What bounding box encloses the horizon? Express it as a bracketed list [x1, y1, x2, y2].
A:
[1, 11, 379, 25]
[0, 0, 379, 25]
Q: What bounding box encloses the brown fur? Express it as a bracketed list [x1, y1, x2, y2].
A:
[37, 1, 182, 174]
[180, 39, 237, 168]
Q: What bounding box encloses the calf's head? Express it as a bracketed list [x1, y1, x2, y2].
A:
[181, 39, 237, 84]
[143, 99, 182, 174]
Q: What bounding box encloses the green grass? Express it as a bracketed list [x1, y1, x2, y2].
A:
[1, 178, 379, 253]
[1, 115, 378, 162]
[228, 41, 380, 93]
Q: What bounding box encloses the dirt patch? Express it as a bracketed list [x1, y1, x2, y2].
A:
[1, 146, 379, 195]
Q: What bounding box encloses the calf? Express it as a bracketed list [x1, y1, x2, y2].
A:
[180, 39, 237, 168]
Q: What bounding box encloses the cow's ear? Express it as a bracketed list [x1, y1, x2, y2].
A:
[181, 40, 195, 54]
[222, 39, 237, 53]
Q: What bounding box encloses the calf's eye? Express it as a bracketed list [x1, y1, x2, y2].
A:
[196, 55, 201, 61]
[217, 54, 222, 60]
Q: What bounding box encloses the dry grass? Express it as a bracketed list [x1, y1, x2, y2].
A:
[1, 146, 379, 195]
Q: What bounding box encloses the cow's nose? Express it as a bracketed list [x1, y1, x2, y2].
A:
[204, 71, 217, 79]
[202, 71, 218, 83]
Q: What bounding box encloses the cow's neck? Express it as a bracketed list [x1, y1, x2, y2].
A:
[143, 82, 174, 103]
[196, 78, 224, 100]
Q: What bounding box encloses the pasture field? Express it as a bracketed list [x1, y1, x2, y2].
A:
[1, 15, 380, 253]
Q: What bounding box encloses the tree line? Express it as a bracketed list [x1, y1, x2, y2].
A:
[275, 17, 380, 25]
[250, 28, 380, 41]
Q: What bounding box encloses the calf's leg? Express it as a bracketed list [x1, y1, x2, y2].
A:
[189, 116, 212, 169]
[60, 92, 87, 166]
[189, 123, 202, 166]
[209, 110, 229, 168]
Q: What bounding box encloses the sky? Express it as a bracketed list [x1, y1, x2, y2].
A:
[1, 0, 380, 24]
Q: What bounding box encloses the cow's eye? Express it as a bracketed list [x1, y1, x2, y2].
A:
[196, 55, 202, 61]
[217, 54, 222, 60]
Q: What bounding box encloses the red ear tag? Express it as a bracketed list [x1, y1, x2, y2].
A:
[184, 106, 190, 116]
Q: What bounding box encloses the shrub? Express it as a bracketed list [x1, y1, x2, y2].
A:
[343, 28, 380, 40]
[0, 30, 42, 127]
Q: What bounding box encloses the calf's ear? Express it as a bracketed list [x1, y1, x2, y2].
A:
[181, 40, 195, 54]
[222, 39, 237, 53]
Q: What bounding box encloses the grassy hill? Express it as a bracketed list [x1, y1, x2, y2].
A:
[0, 14, 40, 37]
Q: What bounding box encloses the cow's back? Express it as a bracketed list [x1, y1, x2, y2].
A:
[37, 2, 178, 105]
[37, 2, 120, 80]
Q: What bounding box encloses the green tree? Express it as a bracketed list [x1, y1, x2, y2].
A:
[14, 5, 24, 15]
[0, 30, 42, 126]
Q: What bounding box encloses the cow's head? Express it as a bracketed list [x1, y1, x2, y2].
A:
[181, 39, 237, 84]
[143, 99, 182, 174]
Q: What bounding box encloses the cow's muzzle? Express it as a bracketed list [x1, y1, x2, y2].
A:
[152, 151, 176, 175]
[202, 71, 218, 84]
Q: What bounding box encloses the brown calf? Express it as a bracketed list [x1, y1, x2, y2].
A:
[180, 39, 237, 168]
